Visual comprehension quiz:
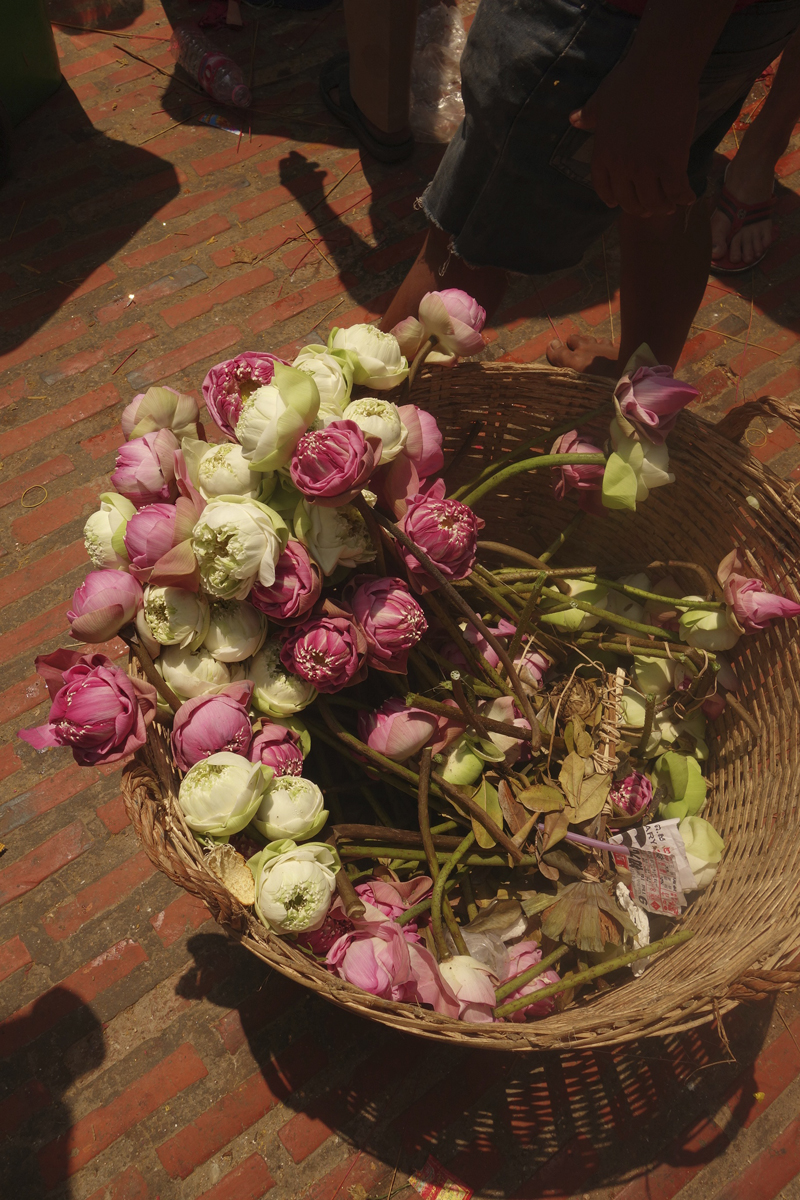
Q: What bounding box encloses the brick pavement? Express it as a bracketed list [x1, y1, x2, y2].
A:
[3, 3, 800, 1198]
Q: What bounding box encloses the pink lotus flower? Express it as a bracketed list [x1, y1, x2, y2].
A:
[18, 649, 156, 766]
[615, 366, 699, 446]
[121, 386, 202, 442]
[610, 771, 653, 817]
[430, 698, 467, 754]
[371, 405, 445, 517]
[393, 290, 486, 364]
[289, 420, 379, 507]
[355, 874, 432, 924]
[358, 697, 438, 762]
[202, 351, 287, 441]
[249, 541, 321, 625]
[123, 497, 201, 590]
[68, 570, 143, 643]
[170, 683, 254, 771]
[717, 549, 800, 633]
[280, 613, 367, 693]
[248, 722, 304, 777]
[111, 429, 179, 508]
[500, 942, 560, 1021]
[347, 575, 427, 673]
[398, 480, 484, 593]
[551, 430, 606, 514]
[439, 955, 497, 1023]
[515, 648, 550, 692]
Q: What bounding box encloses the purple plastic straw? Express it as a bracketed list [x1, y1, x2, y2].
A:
[537, 824, 631, 857]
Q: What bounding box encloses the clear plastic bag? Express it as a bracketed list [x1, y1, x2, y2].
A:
[410, 2, 467, 144]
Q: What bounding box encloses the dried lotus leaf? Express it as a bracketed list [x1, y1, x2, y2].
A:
[205, 844, 255, 906]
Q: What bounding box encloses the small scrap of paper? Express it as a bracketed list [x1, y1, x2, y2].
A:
[408, 1155, 473, 1200]
[610, 819, 696, 916]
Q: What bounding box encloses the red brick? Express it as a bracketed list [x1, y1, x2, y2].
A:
[580, 295, 621, 328]
[516, 1135, 600, 1198]
[391, 1056, 511, 1152]
[281, 227, 350, 271]
[499, 319, 580, 364]
[71, 166, 181, 226]
[2, 382, 119, 459]
[0, 763, 96, 838]
[497, 274, 585, 333]
[0, 316, 88, 374]
[82, 424, 124, 460]
[728, 329, 798, 378]
[446, 1137, 505, 1191]
[714, 1110, 800, 1199]
[0, 454, 74, 510]
[0, 376, 26, 411]
[215, 974, 303, 1055]
[12, 476, 108, 545]
[150, 891, 212, 947]
[33, 223, 137, 274]
[248, 275, 348, 335]
[696, 366, 733, 403]
[96, 264, 208, 324]
[161, 263, 275, 329]
[757, 365, 800, 399]
[0, 540, 87, 610]
[122, 214, 231, 270]
[679, 329, 726, 367]
[212, 220, 297, 269]
[305, 1151, 387, 1200]
[0, 742, 22, 784]
[0, 934, 32, 984]
[42, 322, 156, 385]
[83, 83, 161, 126]
[126, 325, 241, 389]
[195, 1154, 276, 1200]
[613, 1115, 727, 1200]
[0, 599, 71, 666]
[39, 1043, 207, 1187]
[191, 133, 287, 179]
[233, 166, 339, 224]
[331, 288, 395, 332]
[0, 1079, 50, 1138]
[752, 422, 797, 464]
[85, 1165, 149, 1200]
[157, 1037, 327, 1179]
[60, 46, 119, 80]
[0, 821, 94, 908]
[776, 144, 800, 178]
[96, 794, 131, 835]
[0, 216, 61, 258]
[362, 230, 426, 274]
[43, 849, 157, 941]
[0, 673, 48, 725]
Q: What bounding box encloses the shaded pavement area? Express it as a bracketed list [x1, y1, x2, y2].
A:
[3, 2, 800, 1198]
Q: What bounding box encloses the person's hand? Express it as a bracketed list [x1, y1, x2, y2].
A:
[570, 60, 699, 217]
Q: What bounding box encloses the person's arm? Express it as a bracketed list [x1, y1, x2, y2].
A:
[571, 0, 738, 216]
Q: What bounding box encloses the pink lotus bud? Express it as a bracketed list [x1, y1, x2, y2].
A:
[121, 386, 202, 442]
[398, 406, 444, 479]
[391, 315, 425, 359]
[347, 575, 427, 673]
[170, 684, 254, 772]
[280, 613, 367, 693]
[551, 430, 606, 513]
[327, 918, 414, 1000]
[289, 420, 379, 507]
[417, 289, 486, 359]
[500, 942, 560, 1021]
[397, 481, 484, 593]
[354, 875, 432, 924]
[717, 550, 800, 633]
[610, 771, 653, 817]
[202, 351, 287, 441]
[515, 648, 549, 692]
[615, 365, 699, 446]
[250, 541, 321, 624]
[18, 649, 156, 766]
[248, 722, 304, 777]
[123, 504, 177, 582]
[429, 698, 467, 754]
[357, 697, 438, 762]
[438, 955, 496, 1023]
[68, 570, 143, 643]
[111, 429, 179, 508]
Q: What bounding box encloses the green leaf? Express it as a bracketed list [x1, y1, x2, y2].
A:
[564, 722, 575, 755]
[559, 752, 585, 808]
[469, 777, 503, 850]
[601, 452, 639, 511]
[517, 784, 564, 814]
[573, 771, 612, 823]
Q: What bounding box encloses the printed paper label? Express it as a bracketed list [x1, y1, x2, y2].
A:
[610, 820, 697, 916]
[408, 1155, 473, 1200]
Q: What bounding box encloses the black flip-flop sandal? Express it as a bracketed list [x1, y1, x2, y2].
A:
[320, 52, 415, 165]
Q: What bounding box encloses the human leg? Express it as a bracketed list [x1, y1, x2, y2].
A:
[343, 0, 416, 138]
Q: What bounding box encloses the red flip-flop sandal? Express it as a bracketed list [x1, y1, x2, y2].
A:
[710, 180, 775, 275]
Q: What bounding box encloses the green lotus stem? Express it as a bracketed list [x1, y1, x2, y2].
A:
[493, 929, 696, 1019]
[539, 585, 679, 639]
[431, 831, 476, 960]
[460, 869, 479, 923]
[407, 332, 439, 392]
[353, 494, 387, 576]
[461, 454, 606, 509]
[417, 644, 503, 698]
[396, 876, 459, 927]
[424, 589, 515, 698]
[539, 511, 585, 564]
[563, 575, 724, 612]
[431, 820, 459, 834]
[450, 402, 610, 501]
[305, 717, 441, 812]
[493, 944, 571, 1003]
[339, 844, 540, 868]
[507, 573, 547, 664]
[121, 628, 182, 714]
[417, 746, 469, 954]
[470, 564, 525, 619]
[635, 694, 657, 757]
[571, 629, 708, 663]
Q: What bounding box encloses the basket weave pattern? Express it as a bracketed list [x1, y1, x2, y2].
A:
[122, 364, 800, 1050]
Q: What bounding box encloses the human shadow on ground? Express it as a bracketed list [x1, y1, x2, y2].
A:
[48, 0, 145, 30]
[179, 932, 773, 1198]
[0, 987, 105, 1198]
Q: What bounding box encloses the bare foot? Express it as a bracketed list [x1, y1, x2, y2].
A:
[711, 151, 774, 266]
[546, 333, 620, 378]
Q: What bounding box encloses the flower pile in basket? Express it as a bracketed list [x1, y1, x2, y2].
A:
[21, 290, 800, 1025]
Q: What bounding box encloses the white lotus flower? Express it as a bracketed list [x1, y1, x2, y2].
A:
[343, 397, 407, 464]
[539, 578, 608, 632]
[252, 776, 327, 841]
[192, 496, 287, 600]
[181, 437, 266, 501]
[605, 572, 651, 627]
[203, 598, 268, 662]
[292, 345, 352, 419]
[248, 638, 317, 716]
[179, 752, 271, 839]
[161, 645, 241, 699]
[84, 492, 136, 570]
[249, 839, 340, 932]
[678, 815, 725, 889]
[329, 324, 408, 391]
[295, 500, 376, 576]
[632, 654, 676, 699]
[143, 584, 209, 650]
[235, 363, 319, 472]
[679, 599, 741, 652]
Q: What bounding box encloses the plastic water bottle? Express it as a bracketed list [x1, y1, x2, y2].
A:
[169, 22, 252, 109]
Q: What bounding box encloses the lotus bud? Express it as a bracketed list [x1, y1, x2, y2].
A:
[292, 344, 354, 416]
[610, 771, 653, 817]
[248, 721, 305, 777]
[111, 429, 179, 508]
[192, 496, 287, 600]
[295, 500, 376, 576]
[550, 429, 605, 514]
[171, 685, 254, 771]
[180, 437, 266, 502]
[280, 613, 367, 693]
[68, 570, 143, 643]
[347, 575, 427, 673]
[415, 289, 486, 361]
[632, 654, 675, 699]
[357, 698, 438, 762]
[329, 323, 408, 391]
[235, 363, 320, 472]
[249, 839, 340, 933]
[655, 751, 707, 819]
[438, 955, 497, 1024]
[160, 645, 237, 699]
[248, 637, 317, 716]
[343, 397, 407, 464]
[203, 351, 287, 442]
[143, 584, 209, 650]
[602, 420, 675, 512]
[290, 420, 379, 507]
[203, 598, 268, 662]
[615, 364, 699, 446]
[84, 492, 136, 570]
[539, 578, 608, 631]
[178, 751, 271, 839]
[679, 600, 741, 652]
[397, 481, 483, 593]
[252, 776, 328, 842]
[121, 386, 202, 442]
[678, 815, 725, 889]
[249, 540, 321, 625]
[439, 734, 485, 787]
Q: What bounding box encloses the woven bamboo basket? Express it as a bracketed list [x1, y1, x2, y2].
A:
[122, 363, 800, 1051]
